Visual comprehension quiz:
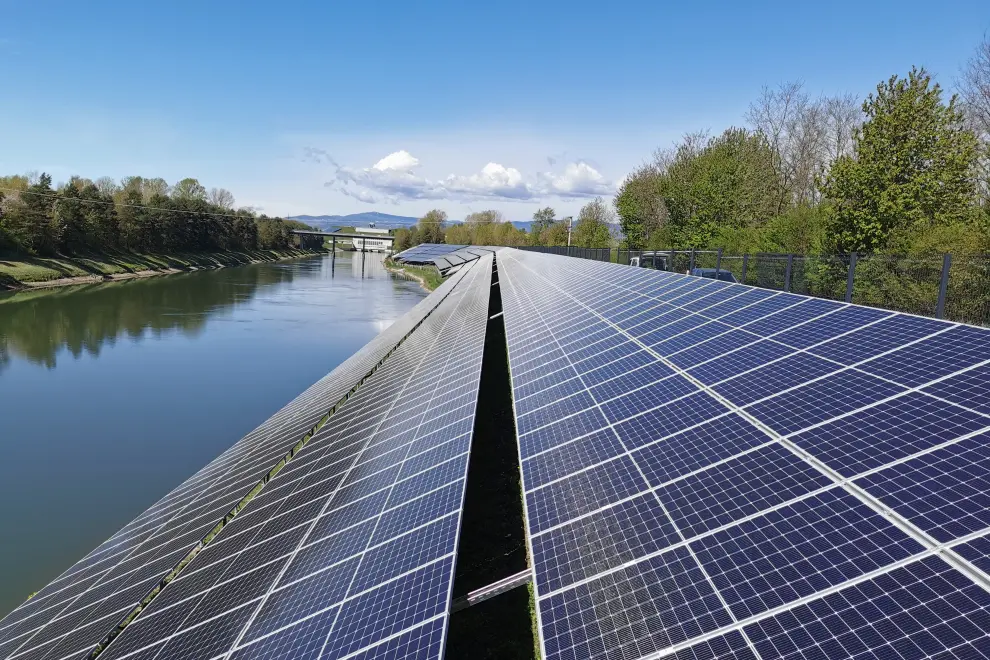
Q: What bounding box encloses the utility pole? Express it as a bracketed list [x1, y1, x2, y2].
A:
[565, 216, 573, 247]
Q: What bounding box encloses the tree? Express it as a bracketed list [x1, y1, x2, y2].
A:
[417, 209, 446, 244]
[821, 67, 981, 253]
[7, 173, 57, 254]
[540, 221, 570, 247]
[614, 162, 667, 248]
[572, 197, 615, 248]
[143, 178, 170, 200]
[207, 187, 236, 210]
[171, 178, 206, 201]
[53, 184, 87, 250]
[95, 176, 119, 198]
[530, 207, 556, 244]
[393, 227, 417, 252]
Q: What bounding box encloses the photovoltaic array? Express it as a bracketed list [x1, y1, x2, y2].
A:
[498, 249, 990, 660]
[392, 244, 495, 275]
[0, 258, 489, 660]
[6, 243, 990, 660]
[89, 255, 492, 660]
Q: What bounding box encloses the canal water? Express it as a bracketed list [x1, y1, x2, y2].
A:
[0, 252, 426, 616]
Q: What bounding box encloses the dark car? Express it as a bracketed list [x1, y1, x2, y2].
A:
[690, 268, 737, 283]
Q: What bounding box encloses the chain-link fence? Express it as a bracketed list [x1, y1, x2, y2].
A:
[517, 246, 990, 326]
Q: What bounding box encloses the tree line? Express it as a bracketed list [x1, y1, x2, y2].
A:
[615, 37, 990, 258]
[396, 37, 990, 260]
[0, 175, 314, 256]
[393, 198, 619, 252]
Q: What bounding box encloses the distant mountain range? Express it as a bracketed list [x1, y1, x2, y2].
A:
[289, 212, 534, 233]
[288, 212, 419, 230]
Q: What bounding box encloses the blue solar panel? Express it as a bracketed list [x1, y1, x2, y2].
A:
[631, 414, 770, 485]
[744, 370, 907, 436]
[525, 456, 648, 533]
[531, 493, 679, 592]
[691, 489, 924, 620]
[498, 249, 990, 660]
[771, 305, 892, 349]
[743, 556, 990, 659]
[921, 362, 990, 415]
[90, 257, 493, 660]
[791, 392, 989, 477]
[656, 443, 833, 537]
[539, 547, 734, 660]
[857, 432, 990, 542]
[807, 313, 950, 364]
[522, 430, 625, 490]
[859, 324, 990, 387]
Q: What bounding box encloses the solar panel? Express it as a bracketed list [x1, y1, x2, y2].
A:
[91, 256, 492, 660]
[393, 244, 496, 275]
[498, 249, 990, 660]
[0, 265, 480, 660]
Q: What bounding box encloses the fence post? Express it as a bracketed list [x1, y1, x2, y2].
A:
[845, 252, 857, 303]
[669, 249, 676, 273]
[784, 254, 794, 292]
[936, 253, 952, 319]
[741, 254, 749, 284]
[690, 249, 696, 271]
[716, 248, 723, 274]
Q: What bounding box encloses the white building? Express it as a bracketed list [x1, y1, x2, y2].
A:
[350, 227, 392, 252]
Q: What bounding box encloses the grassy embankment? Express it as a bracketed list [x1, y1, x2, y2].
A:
[0, 248, 320, 290]
[383, 257, 445, 291]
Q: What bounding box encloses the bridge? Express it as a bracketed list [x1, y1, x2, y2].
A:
[290, 229, 396, 252]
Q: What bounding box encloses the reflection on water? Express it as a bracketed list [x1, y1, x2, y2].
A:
[0, 265, 297, 371]
[0, 252, 426, 616]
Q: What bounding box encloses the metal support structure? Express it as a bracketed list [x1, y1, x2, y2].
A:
[845, 252, 858, 303]
[715, 248, 723, 274]
[450, 570, 533, 613]
[741, 254, 749, 284]
[784, 254, 794, 292]
[936, 253, 952, 319]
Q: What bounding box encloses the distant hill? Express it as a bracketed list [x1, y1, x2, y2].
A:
[289, 212, 419, 230]
[291, 212, 536, 234]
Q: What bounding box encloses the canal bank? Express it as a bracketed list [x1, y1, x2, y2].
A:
[0, 247, 322, 290]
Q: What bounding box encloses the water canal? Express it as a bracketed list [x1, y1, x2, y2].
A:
[0, 252, 426, 615]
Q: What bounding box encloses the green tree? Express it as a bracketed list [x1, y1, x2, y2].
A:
[8, 174, 57, 254]
[417, 209, 447, 243]
[171, 178, 207, 201]
[53, 184, 88, 250]
[540, 221, 570, 246]
[530, 207, 556, 244]
[821, 67, 980, 253]
[572, 197, 615, 248]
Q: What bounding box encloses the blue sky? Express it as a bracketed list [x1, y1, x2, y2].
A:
[2, 0, 988, 220]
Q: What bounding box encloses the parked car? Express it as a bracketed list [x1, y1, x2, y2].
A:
[629, 252, 670, 270]
[690, 268, 737, 283]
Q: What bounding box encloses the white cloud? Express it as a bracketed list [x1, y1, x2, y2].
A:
[373, 150, 419, 171]
[543, 161, 612, 197]
[326, 150, 612, 204]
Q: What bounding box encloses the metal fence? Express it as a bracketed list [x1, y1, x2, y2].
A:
[517, 246, 990, 326]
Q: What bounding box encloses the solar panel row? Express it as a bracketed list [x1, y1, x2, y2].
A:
[0, 267, 476, 660]
[91, 255, 492, 660]
[393, 244, 495, 275]
[497, 249, 990, 660]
